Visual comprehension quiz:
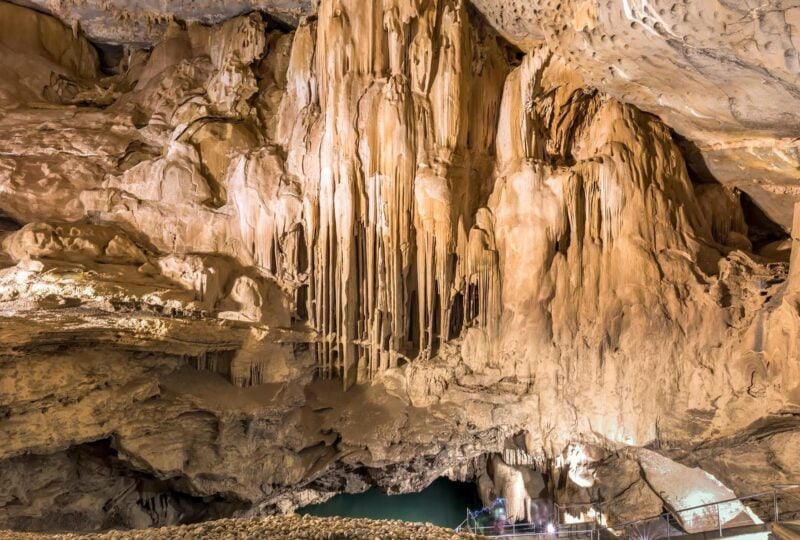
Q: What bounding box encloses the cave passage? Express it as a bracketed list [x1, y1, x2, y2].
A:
[297, 478, 481, 529]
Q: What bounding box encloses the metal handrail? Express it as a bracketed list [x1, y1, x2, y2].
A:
[612, 490, 774, 530]
[459, 522, 601, 539]
[609, 483, 800, 536]
[456, 483, 800, 538]
[549, 483, 800, 530]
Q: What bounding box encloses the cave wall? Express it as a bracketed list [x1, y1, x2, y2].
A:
[469, 0, 800, 231]
[1, 0, 799, 532]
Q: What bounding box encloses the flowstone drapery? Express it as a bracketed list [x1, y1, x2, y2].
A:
[1, 0, 798, 532]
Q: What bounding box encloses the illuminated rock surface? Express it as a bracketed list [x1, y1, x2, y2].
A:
[0, 515, 483, 539]
[0, 0, 799, 534]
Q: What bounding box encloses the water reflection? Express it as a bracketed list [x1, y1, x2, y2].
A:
[298, 478, 480, 528]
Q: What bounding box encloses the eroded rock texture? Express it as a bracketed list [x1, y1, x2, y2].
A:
[0, 0, 799, 533]
[470, 0, 800, 231]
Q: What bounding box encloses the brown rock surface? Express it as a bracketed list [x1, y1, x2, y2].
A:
[468, 0, 800, 230]
[0, 0, 798, 535]
[10, 0, 800, 230]
[6, 0, 315, 44]
[0, 515, 485, 539]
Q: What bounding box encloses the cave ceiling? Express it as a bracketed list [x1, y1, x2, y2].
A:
[9, 0, 800, 229]
[1, 0, 799, 534]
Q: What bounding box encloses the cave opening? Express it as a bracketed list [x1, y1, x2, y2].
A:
[295, 284, 309, 321]
[465, 282, 481, 324]
[448, 290, 465, 338]
[674, 131, 791, 255]
[406, 288, 421, 358]
[739, 190, 791, 252]
[297, 477, 481, 529]
[94, 42, 126, 75]
[188, 349, 236, 379]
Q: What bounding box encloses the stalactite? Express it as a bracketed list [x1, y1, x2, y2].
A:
[790, 202, 800, 294]
[464, 208, 501, 348]
[275, 0, 511, 385]
[2, 3, 799, 531]
[414, 164, 453, 356]
[501, 448, 547, 470]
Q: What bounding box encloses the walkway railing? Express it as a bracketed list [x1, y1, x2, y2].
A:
[455, 483, 800, 538]
[611, 483, 800, 538]
[456, 518, 601, 539]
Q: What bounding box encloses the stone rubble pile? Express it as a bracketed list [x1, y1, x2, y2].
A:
[0, 515, 485, 540]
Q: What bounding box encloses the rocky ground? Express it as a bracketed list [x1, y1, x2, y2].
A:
[0, 515, 482, 540]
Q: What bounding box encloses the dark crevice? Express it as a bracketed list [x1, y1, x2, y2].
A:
[673, 130, 789, 250]
[739, 191, 790, 249]
[673, 132, 717, 185]
[256, 10, 297, 34]
[95, 42, 126, 75]
[1, 439, 250, 533]
[0, 210, 22, 231]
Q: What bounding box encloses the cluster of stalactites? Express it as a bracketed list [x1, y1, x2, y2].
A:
[460, 43, 716, 364]
[501, 447, 548, 470]
[463, 207, 501, 347]
[228, 149, 306, 285]
[275, 0, 510, 387]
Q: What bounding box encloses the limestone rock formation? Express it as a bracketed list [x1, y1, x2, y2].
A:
[6, 0, 315, 44]
[0, 0, 799, 535]
[469, 0, 800, 231]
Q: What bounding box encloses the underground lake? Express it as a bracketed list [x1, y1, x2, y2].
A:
[298, 478, 481, 528]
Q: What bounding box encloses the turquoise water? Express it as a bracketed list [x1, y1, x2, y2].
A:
[298, 478, 480, 529]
